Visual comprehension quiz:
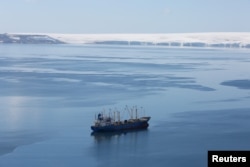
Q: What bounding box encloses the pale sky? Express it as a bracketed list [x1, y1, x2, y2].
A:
[0, 0, 250, 34]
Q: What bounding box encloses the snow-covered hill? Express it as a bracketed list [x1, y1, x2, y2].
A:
[0, 33, 64, 44]
[1, 33, 250, 48]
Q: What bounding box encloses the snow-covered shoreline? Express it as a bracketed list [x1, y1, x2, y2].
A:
[1, 32, 250, 48]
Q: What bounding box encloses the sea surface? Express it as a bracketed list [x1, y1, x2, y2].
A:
[0, 44, 250, 167]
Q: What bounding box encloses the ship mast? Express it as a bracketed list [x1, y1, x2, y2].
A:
[135, 107, 138, 119]
[117, 111, 120, 122]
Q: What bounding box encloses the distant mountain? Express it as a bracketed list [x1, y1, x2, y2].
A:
[1, 33, 250, 48]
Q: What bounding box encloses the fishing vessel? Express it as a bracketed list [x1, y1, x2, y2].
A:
[91, 106, 151, 132]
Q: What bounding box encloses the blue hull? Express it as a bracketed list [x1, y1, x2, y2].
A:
[91, 121, 149, 132]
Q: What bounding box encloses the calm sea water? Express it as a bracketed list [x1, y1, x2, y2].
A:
[0, 44, 250, 167]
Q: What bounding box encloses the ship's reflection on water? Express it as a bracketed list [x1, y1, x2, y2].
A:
[91, 129, 149, 143]
[90, 129, 150, 166]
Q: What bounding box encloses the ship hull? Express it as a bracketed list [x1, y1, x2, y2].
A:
[91, 121, 149, 132]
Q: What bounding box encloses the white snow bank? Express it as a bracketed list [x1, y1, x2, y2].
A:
[48, 32, 250, 45]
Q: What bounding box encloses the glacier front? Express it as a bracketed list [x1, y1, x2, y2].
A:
[1, 32, 250, 48]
